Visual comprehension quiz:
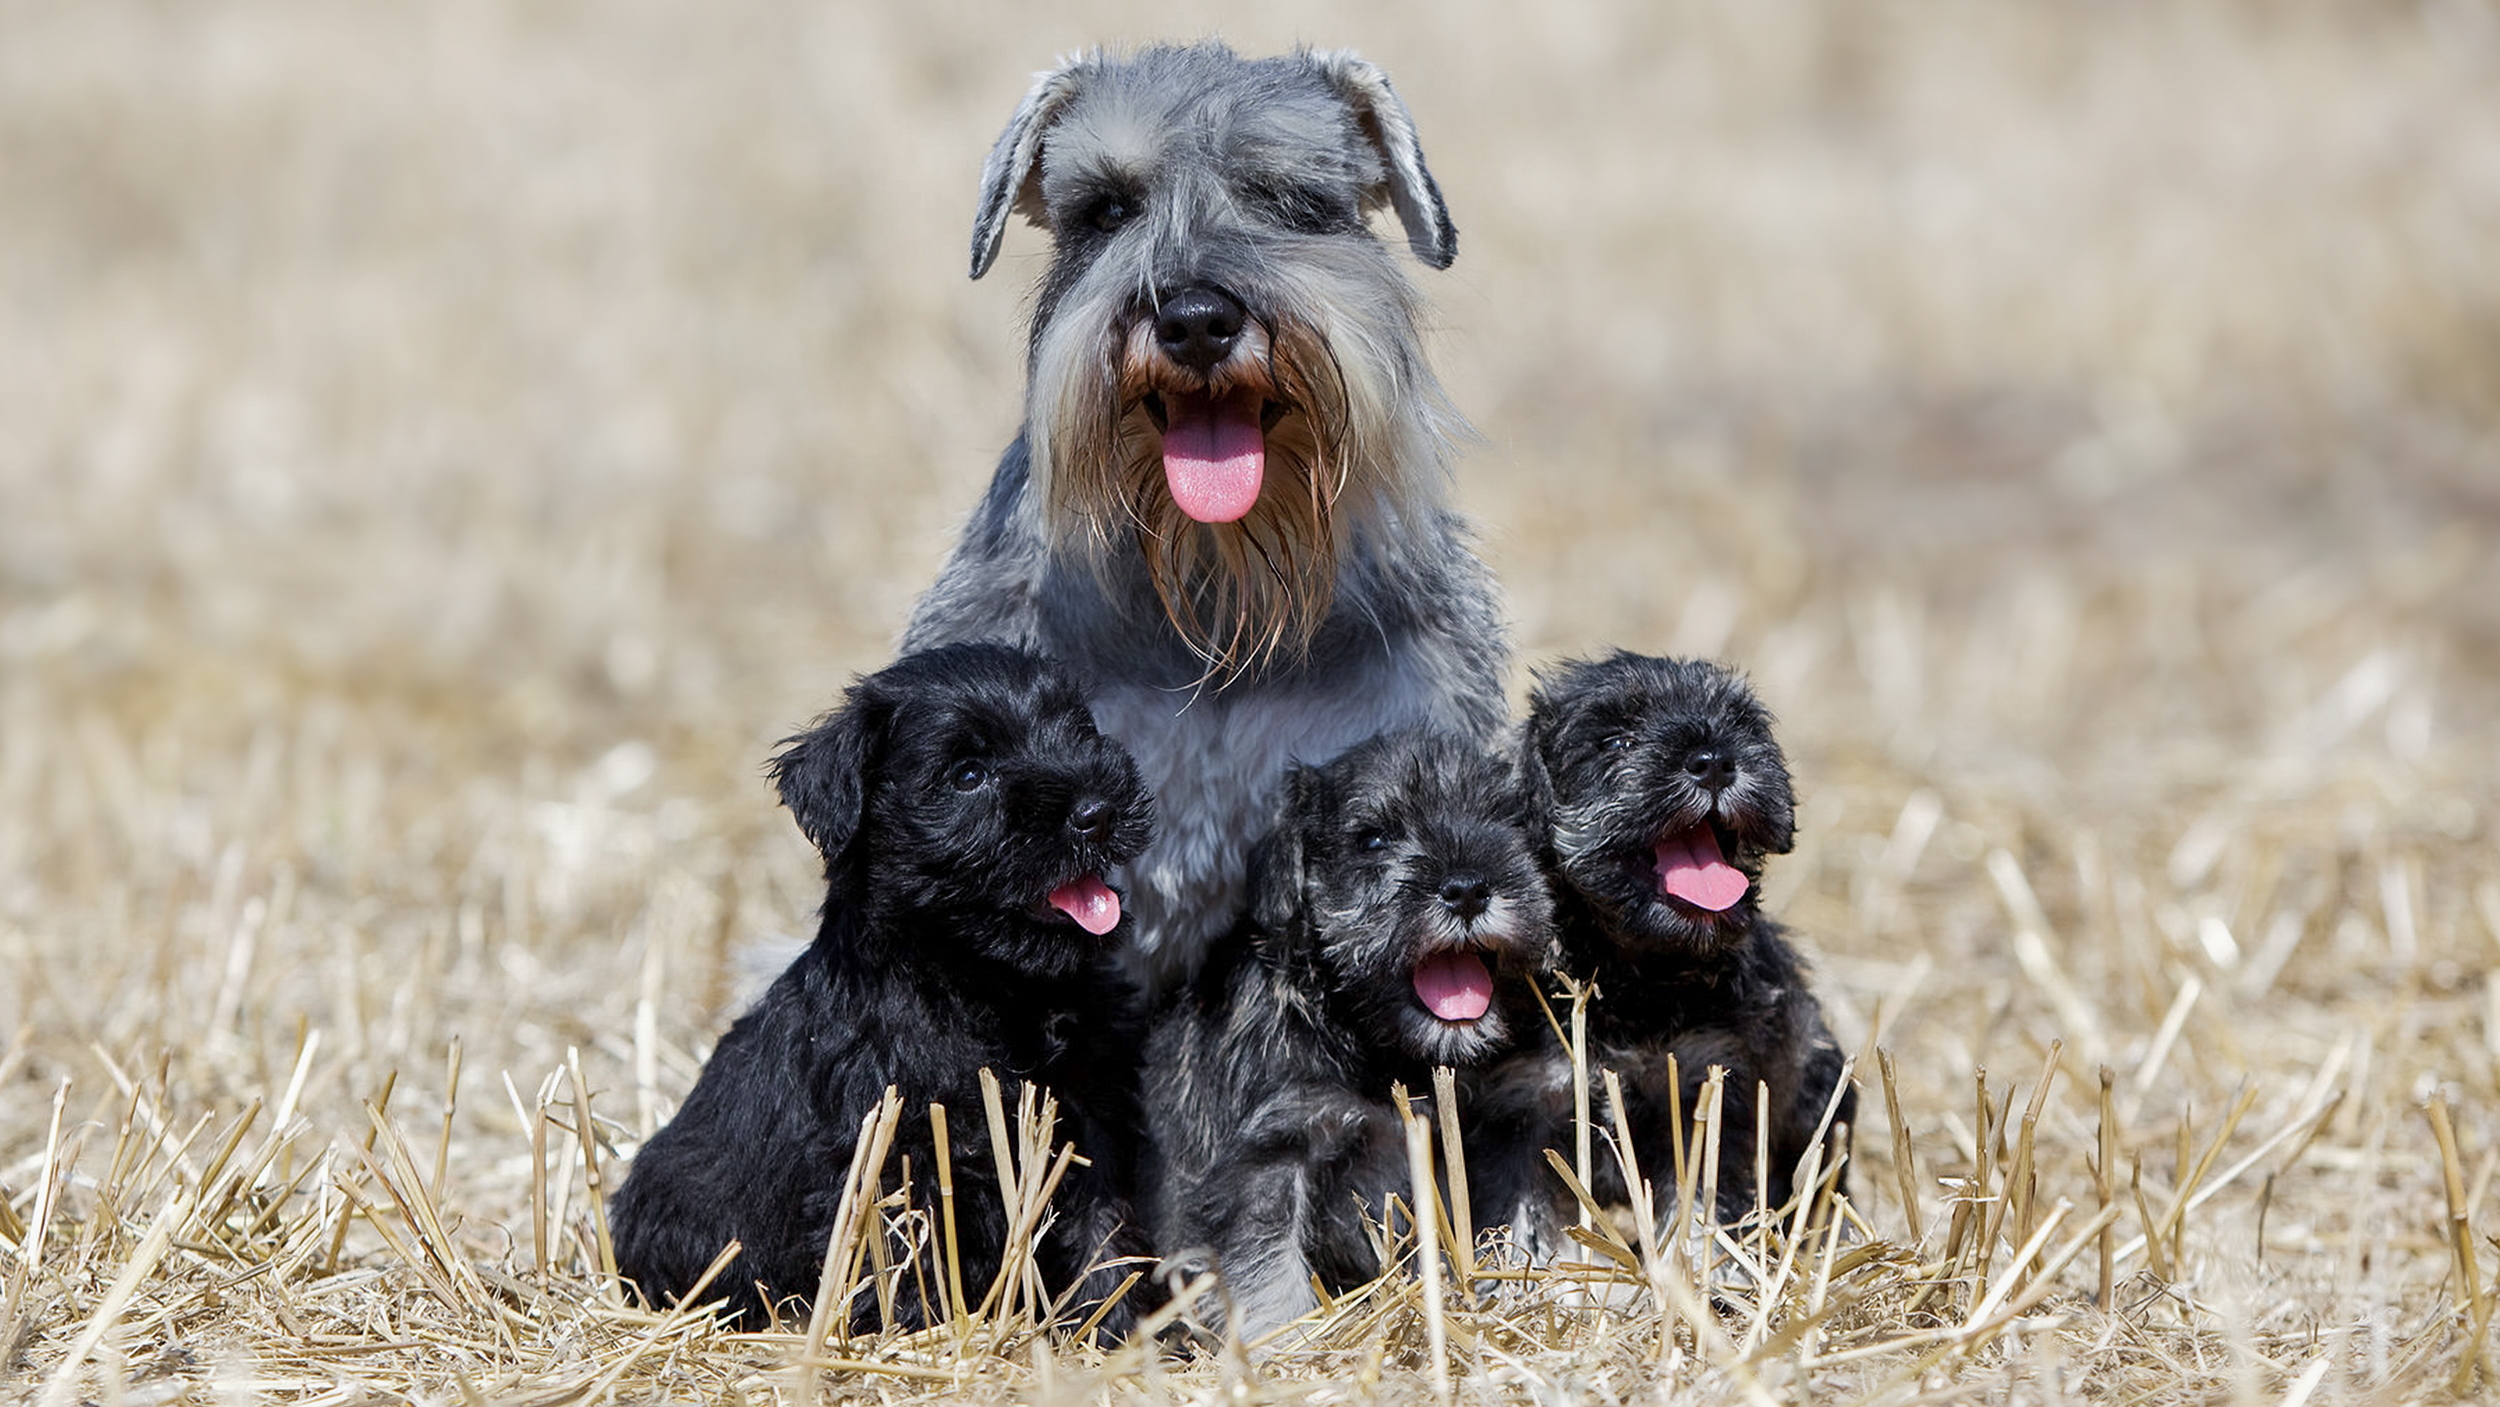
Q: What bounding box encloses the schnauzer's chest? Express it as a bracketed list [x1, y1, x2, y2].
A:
[1087, 652, 1443, 988]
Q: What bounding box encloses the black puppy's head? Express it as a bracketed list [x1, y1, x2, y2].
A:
[1523, 652, 1794, 956]
[1251, 728, 1555, 1068]
[767, 643, 1154, 976]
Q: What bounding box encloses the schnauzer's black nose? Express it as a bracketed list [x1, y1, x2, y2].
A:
[1068, 797, 1116, 840]
[1154, 287, 1246, 373]
[1437, 873, 1492, 921]
[1683, 748, 1738, 793]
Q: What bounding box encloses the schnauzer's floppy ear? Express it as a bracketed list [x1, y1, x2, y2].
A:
[766, 694, 883, 869]
[1302, 49, 1458, 270]
[970, 53, 1093, 279]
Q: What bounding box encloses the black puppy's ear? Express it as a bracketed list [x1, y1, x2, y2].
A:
[766, 689, 885, 867]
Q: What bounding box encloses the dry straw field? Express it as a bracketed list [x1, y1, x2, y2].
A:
[5, 0, 2499, 1401]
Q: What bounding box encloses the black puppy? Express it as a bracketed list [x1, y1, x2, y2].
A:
[1515, 652, 1852, 1230]
[1142, 728, 1553, 1340]
[610, 643, 1156, 1334]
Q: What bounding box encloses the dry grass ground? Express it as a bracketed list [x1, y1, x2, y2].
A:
[5, 0, 2499, 1401]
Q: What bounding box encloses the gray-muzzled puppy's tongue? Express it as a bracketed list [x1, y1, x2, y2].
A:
[1654, 827, 1747, 911]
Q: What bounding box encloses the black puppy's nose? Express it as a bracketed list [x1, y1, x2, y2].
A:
[1068, 797, 1116, 841]
[1153, 286, 1246, 373]
[1437, 873, 1492, 921]
[1683, 748, 1738, 793]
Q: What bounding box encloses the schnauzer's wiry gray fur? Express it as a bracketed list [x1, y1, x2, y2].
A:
[1139, 728, 1553, 1343]
[902, 43, 1509, 995]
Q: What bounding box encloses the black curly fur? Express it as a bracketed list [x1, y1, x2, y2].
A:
[1502, 652, 1854, 1230]
[609, 643, 1157, 1335]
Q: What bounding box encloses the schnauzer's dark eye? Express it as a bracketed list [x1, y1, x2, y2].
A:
[1244, 180, 1351, 235]
[1354, 827, 1390, 853]
[1602, 733, 1636, 753]
[948, 759, 991, 792]
[1086, 197, 1132, 234]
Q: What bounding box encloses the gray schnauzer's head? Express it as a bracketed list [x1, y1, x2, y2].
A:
[1250, 728, 1554, 1069]
[1524, 653, 1797, 957]
[971, 42, 1461, 674]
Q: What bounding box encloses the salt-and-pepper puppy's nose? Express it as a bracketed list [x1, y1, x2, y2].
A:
[1436, 872, 1493, 921]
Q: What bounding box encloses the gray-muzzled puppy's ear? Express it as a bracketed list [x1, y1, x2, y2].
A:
[970, 54, 1093, 279]
[1302, 49, 1457, 269]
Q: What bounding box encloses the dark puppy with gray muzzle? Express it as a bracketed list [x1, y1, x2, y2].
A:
[1510, 652, 1854, 1233]
[905, 43, 1510, 997]
[1141, 728, 1552, 1342]
[610, 643, 1154, 1336]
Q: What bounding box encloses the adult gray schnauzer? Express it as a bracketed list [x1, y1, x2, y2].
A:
[902, 42, 1509, 994]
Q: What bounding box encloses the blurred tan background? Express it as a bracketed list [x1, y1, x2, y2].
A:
[5, 0, 2498, 1302]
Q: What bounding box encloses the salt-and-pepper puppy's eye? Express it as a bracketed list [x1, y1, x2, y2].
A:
[1602, 733, 1636, 753]
[947, 759, 991, 792]
[1353, 826, 1392, 853]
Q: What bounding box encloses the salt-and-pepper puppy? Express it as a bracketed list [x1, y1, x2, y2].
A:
[1142, 728, 1552, 1341]
[1516, 652, 1853, 1229]
[905, 43, 1511, 997]
[611, 643, 1156, 1335]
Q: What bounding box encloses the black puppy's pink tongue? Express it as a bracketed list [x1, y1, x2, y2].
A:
[1413, 950, 1493, 1022]
[1655, 827, 1748, 911]
[1048, 876, 1121, 936]
[1160, 386, 1265, 523]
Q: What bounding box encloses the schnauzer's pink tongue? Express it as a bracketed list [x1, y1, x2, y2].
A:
[1048, 877, 1121, 936]
[1413, 951, 1493, 1022]
[1161, 387, 1265, 524]
[1655, 828, 1748, 911]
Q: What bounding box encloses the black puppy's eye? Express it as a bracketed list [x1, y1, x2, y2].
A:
[948, 759, 990, 792]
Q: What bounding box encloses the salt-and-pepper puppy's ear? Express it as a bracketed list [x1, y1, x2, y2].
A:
[766, 689, 886, 874]
[970, 55, 1093, 279]
[1245, 767, 1318, 936]
[1302, 49, 1458, 270]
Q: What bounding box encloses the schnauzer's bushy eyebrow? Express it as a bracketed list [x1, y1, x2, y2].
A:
[1042, 149, 1152, 203]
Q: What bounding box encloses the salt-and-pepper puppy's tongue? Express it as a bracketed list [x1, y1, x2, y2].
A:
[1412, 950, 1493, 1021]
[1654, 828, 1749, 911]
[1160, 387, 1265, 523]
[1048, 877, 1122, 936]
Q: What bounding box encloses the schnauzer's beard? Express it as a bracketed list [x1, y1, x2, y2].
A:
[1027, 284, 1445, 681]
